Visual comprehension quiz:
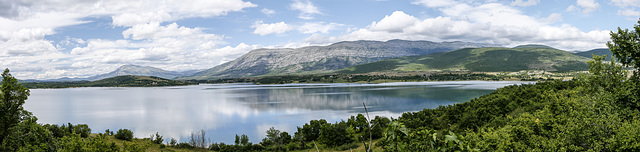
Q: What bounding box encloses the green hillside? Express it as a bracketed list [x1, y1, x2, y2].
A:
[512, 44, 557, 49]
[574, 49, 613, 61]
[336, 47, 591, 74]
[21, 75, 195, 88]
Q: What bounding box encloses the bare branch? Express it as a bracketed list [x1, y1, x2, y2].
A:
[313, 140, 319, 152]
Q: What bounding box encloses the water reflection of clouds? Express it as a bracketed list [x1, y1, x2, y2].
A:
[23, 81, 525, 144]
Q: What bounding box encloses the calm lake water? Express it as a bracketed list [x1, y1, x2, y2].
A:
[24, 81, 526, 144]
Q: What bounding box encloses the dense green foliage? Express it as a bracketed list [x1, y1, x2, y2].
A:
[608, 20, 640, 71]
[115, 129, 134, 141]
[337, 47, 590, 74]
[0, 68, 40, 151]
[21, 75, 196, 88]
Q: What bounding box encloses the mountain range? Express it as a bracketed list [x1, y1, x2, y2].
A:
[21, 40, 616, 82]
[21, 65, 197, 82]
[336, 45, 593, 74]
[86, 65, 197, 81]
[178, 39, 498, 80]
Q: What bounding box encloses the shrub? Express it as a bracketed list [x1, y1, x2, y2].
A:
[175, 143, 194, 149]
[115, 129, 134, 141]
[169, 137, 177, 146]
[74, 124, 91, 138]
[150, 132, 163, 144]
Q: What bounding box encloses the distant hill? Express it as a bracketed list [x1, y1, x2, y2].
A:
[513, 44, 557, 49]
[336, 47, 591, 74]
[87, 65, 190, 80]
[179, 40, 498, 80]
[21, 75, 195, 88]
[574, 49, 613, 61]
[20, 65, 198, 82]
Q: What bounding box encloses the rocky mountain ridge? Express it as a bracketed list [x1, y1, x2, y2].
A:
[180, 40, 498, 80]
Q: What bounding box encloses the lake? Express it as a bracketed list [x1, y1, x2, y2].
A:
[24, 81, 527, 144]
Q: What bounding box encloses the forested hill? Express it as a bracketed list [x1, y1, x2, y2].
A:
[336, 46, 591, 74]
[574, 48, 614, 61]
[21, 75, 195, 88]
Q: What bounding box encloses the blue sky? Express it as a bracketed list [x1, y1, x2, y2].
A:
[1, 0, 639, 79]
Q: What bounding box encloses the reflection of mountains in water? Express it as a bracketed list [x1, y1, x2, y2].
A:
[228, 85, 494, 113]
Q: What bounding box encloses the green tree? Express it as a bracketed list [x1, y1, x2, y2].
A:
[607, 19, 640, 71]
[150, 132, 163, 144]
[2, 116, 56, 151]
[383, 121, 408, 151]
[240, 134, 249, 146]
[235, 134, 240, 145]
[265, 127, 281, 145]
[0, 68, 32, 145]
[606, 19, 640, 111]
[74, 124, 92, 138]
[115, 129, 134, 141]
[279, 132, 292, 145]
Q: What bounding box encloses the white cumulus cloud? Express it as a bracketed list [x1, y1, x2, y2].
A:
[567, 0, 600, 14]
[298, 22, 342, 34]
[411, 0, 458, 8]
[261, 8, 276, 16]
[1, 0, 257, 79]
[304, 3, 609, 51]
[369, 11, 419, 32]
[541, 13, 563, 24]
[511, 0, 539, 7]
[611, 0, 640, 8]
[618, 9, 640, 16]
[252, 21, 293, 36]
[290, 0, 322, 20]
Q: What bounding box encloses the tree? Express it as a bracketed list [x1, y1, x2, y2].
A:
[150, 132, 163, 144]
[265, 127, 281, 145]
[607, 19, 640, 110]
[189, 129, 208, 148]
[235, 134, 240, 145]
[74, 124, 92, 138]
[2, 116, 56, 151]
[607, 19, 640, 71]
[240, 134, 249, 146]
[279, 132, 292, 145]
[115, 129, 134, 141]
[0, 69, 32, 146]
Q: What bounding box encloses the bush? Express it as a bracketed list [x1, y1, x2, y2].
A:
[115, 129, 134, 141]
[150, 132, 163, 144]
[169, 137, 177, 146]
[209, 142, 221, 151]
[123, 142, 147, 152]
[74, 124, 91, 138]
[175, 143, 194, 149]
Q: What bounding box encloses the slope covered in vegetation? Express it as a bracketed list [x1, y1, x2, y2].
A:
[337, 46, 591, 74]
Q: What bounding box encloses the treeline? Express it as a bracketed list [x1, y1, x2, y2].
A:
[20, 72, 540, 89]
[195, 73, 510, 85]
[21, 75, 196, 89]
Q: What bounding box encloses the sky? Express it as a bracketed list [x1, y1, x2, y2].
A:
[1, 0, 639, 80]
